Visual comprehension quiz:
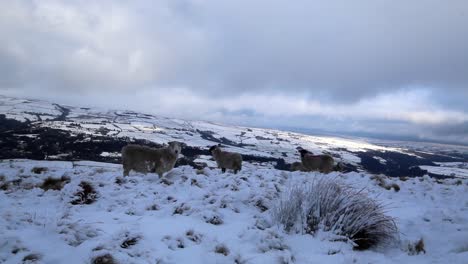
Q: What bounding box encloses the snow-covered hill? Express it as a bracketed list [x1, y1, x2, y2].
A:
[0, 160, 467, 263]
[1, 95, 468, 263]
[1, 95, 467, 178]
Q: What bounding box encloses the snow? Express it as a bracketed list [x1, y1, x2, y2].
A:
[2, 95, 468, 263]
[100, 152, 121, 158]
[1, 95, 411, 164]
[420, 164, 468, 179]
[1, 160, 467, 263]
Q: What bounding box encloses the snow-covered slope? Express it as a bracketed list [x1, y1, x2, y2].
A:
[1, 95, 468, 263]
[0, 160, 467, 263]
[1, 95, 467, 178]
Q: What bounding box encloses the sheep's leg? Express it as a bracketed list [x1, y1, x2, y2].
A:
[221, 168, 226, 173]
[234, 169, 238, 174]
[123, 167, 130, 177]
[157, 170, 164, 178]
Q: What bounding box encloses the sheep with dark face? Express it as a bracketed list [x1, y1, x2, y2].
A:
[122, 141, 184, 177]
[209, 144, 242, 174]
[297, 148, 334, 174]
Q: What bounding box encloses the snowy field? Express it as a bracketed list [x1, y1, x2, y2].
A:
[420, 163, 468, 179]
[1, 160, 467, 264]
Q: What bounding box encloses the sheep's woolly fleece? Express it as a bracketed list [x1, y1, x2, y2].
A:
[0, 160, 467, 264]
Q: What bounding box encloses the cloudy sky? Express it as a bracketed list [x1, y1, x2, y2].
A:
[1, 0, 467, 144]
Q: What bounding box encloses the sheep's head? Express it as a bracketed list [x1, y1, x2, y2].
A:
[298, 149, 312, 158]
[209, 144, 222, 154]
[168, 141, 183, 155]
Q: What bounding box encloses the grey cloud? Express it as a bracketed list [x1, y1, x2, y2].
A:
[0, 0, 467, 144]
[431, 122, 468, 137]
[163, 0, 468, 102]
[2, 1, 468, 101]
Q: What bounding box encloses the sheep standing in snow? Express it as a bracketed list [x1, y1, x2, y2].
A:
[209, 144, 242, 174]
[290, 161, 307, 172]
[122, 142, 183, 177]
[297, 148, 334, 174]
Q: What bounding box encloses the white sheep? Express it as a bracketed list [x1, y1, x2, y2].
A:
[297, 148, 334, 174]
[121, 141, 183, 177]
[209, 144, 242, 174]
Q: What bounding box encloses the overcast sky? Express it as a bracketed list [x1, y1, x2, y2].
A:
[1, 0, 467, 144]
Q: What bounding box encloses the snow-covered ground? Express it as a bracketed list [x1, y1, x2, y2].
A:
[420, 162, 468, 179]
[0, 95, 402, 164]
[1, 160, 467, 264]
[2, 94, 468, 179]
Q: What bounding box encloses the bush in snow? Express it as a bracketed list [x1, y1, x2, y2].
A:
[31, 166, 47, 174]
[214, 244, 230, 256]
[272, 178, 398, 250]
[92, 253, 118, 264]
[406, 238, 426, 255]
[185, 229, 203, 244]
[0, 174, 7, 190]
[22, 253, 42, 263]
[371, 175, 400, 192]
[71, 181, 98, 205]
[40, 176, 70, 191]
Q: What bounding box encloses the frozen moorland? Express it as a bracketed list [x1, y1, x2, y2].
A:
[1, 95, 467, 179]
[0, 160, 467, 264]
[1, 95, 468, 263]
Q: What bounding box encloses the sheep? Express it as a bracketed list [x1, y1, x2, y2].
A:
[121, 141, 184, 177]
[209, 144, 242, 174]
[297, 148, 334, 174]
[290, 161, 307, 172]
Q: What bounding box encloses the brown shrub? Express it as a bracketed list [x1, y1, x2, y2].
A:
[206, 215, 224, 225]
[31, 167, 48, 174]
[71, 181, 98, 205]
[390, 183, 400, 192]
[120, 236, 140, 249]
[92, 254, 118, 264]
[214, 244, 230, 256]
[22, 253, 42, 262]
[40, 176, 70, 191]
[186, 229, 202, 244]
[408, 238, 426, 255]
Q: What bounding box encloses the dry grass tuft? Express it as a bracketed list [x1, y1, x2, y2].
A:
[146, 204, 160, 211]
[273, 178, 398, 250]
[120, 236, 141, 249]
[71, 181, 98, 205]
[40, 176, 70, 191]
[186, 229, 202, 244]
[0, 182, 9, 191]
[407, 238, 426, 255]
[390, 183, 400, 192]
[31, 167, 48, 174]
[371, 175, 400, 192]
[22, 253, 42, 262]
[92, 253, 118, 264]
[214, 244, 230, 256]
[206, 215, 224, 225]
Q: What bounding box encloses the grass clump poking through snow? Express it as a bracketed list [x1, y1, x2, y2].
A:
[22, 253, 42, 262]
[92, 253, 118, 264]
[40, 176, 70, 191]
[272, 178, 398, 250]
[214, 244, 230, 256]
[371, 175, 400, 192]
[407, 238, 426, 255]
[31, 166, 48, 174]
[71, 181, 98, 205]
[120, 235, 141, 249]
